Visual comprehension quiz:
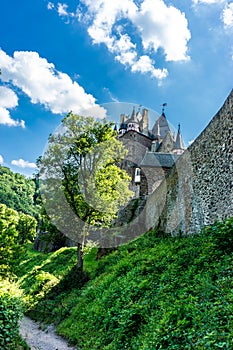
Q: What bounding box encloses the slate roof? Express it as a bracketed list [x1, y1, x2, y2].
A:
[140, 152, 180, 168]
[151, 113, 170, 139]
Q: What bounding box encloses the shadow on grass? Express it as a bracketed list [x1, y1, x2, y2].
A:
[25, 265, 90, 325]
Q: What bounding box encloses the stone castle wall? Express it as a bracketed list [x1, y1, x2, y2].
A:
[120, 132, 152, 164]
[143, 89, 233, 234]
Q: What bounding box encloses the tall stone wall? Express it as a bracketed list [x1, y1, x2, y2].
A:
[143, 89, 233, 234]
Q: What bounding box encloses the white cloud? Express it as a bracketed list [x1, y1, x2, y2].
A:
[0, 86, 25, 127]
[0, 155, 4, 164]
[0, 49, 106, 118]
[0, 107, 25, 127]
[133, 0, 191, 61]
[222, 3, 233, 28]
[58, 3, 69, 17]
[49, 2, 76, 20]
[11, 158, 37, 169]
[47, 2, 55, 10]
[103, 87, 119, 102]
[115, 50, 137, 66]
[77, 0, 191, 80]
[0, 86, 18, 108]
[131, 55, 168, 79]
[85, 0, 137, 46]
[193, 0, 225, 4]
[192, 0, 233, 31]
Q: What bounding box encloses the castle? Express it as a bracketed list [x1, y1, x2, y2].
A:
[115, 105, 185, 197]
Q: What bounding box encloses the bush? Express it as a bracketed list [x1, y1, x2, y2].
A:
[0, 204, 37, 277]
[0, 279, 28, 349]
[203, 217, 233, 254]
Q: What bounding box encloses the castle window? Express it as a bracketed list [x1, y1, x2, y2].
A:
[134, 168, 141, 184]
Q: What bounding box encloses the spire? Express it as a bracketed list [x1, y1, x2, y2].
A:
[131, 106, 136, 121]
[161, 102, 167, 117]
[152, 111, 170, 139]
[136, 105, 142, 121]
[173, 123, 185, 151]
[141, 108, 148, 135]
[114, 123, 117, 131]
[154, 121, 161, 142]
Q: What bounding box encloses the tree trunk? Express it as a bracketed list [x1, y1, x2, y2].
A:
[77, 242, 83, 271]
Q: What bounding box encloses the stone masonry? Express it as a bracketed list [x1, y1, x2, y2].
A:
[144, 89, 233, 234]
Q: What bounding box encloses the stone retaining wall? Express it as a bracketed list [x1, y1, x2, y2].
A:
[143, 89, 233, 234]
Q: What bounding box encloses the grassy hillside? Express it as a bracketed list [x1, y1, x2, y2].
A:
[17, 218, 233, 349]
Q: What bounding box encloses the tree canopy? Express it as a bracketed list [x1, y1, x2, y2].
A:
[38, 113, 133, 251]
[0, 203, 37, 276]
[0, 165, 38, 217]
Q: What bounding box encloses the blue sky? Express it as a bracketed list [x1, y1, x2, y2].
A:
[0, 0, 232, 176]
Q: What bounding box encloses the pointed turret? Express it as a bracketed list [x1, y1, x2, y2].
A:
[131, 106, 136, 121]
[141, 108, 149, 135]
[157, 130, 175, 153]
[153, 121, 161, 142]
[118, 114, 128, 137]
[152, 112, 170, 139]
[126, 106, 140, 132]
[173, 124, 185, 154]
[120, 113, 125, 125]
[136, 108, 142, 121]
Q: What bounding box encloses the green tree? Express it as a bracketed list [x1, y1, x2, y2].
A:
[0, 203, 37, 277]
[17, 213, 37, 245]
[0, 165, 39, 217]
[39, 113, 133, 271]
[0, 204, 19, 276]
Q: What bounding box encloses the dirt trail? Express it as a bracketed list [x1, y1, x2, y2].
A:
[19, 316, 77, 350]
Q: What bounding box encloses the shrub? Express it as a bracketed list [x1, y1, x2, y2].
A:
[0, 204, 37, 277]
[0, 279, 28, 349]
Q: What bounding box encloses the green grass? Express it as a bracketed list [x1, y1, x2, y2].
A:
[17, 218, 233, 349]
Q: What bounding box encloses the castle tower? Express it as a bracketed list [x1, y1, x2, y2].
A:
[136, 108, 142, 123]
[141, 108, 149, 135]
[119, 113, 129, 136]
[120, 113, 126, 125]
[126, 107, 140, 132]
[153, 120, 161, 142]
[151, 111, 170, 139]
[157, 130, 175, 153]
[117, 104, 185, 197]
[173, 124, 185, 154]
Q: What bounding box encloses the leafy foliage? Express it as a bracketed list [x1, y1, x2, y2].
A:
[0, 204, 37, 277]
[0, 165, 38, 217]
[17, 213, 37, 245]
[16, 217, 233, 349]
[39, 113, 133, 241]
[57, 218, 233, 349]
[38, 113, 133, 270]
[0, 279, 28, 350]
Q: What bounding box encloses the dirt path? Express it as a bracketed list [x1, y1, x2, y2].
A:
[19, 316, 77, 350]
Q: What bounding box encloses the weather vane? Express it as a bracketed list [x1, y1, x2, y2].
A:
[161, 102, 167, 114]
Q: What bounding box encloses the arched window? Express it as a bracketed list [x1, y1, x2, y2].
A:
[134, 168, 141, 184]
